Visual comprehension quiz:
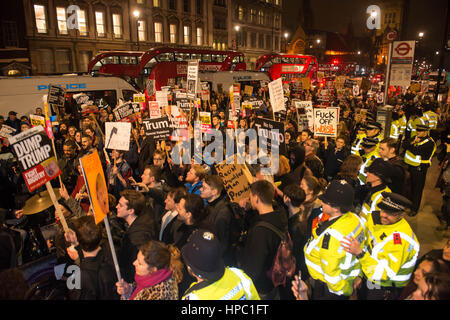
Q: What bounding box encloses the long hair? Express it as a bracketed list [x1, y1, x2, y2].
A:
[140, 241, 184, 284]
[338, 155, 363, 180]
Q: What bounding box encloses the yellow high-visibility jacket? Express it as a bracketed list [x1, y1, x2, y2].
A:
[358, 211, 420, 288]
[182, 267, 260, 300]
[360, 184, 391, 227]
[304, 212, 365, 296]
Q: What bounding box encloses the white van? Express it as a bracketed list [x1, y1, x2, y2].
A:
[198, 71, 270, 94]
[0, 74, 139, 117]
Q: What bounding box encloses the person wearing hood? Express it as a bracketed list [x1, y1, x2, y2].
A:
[285, 145, 312, 188]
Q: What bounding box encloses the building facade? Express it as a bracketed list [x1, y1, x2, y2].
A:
[227, 0, 283, 70]
[23, 0, 213, 75]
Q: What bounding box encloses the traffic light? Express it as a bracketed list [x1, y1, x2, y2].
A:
[331, 59, 340, 65]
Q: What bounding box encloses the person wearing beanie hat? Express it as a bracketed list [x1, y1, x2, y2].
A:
[181, 229, 260, 300]
[359, 158, 393, 226]
[304, 179, 365, 300]
[404, 119, 436, 216]
[358, 137, 381, 185]
[341, 192, 420, 300]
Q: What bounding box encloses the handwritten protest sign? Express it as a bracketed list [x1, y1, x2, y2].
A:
[9, 126, 61, 192]
[244, 85, 254, 96]
[142, 117, 172, 141]
[105, 122, 131, 151]
[47, 85, 66, 114]
[313, 107, 339, 137]
[0, 124, 16, 140]
[215, 162, 253, 203]
[155, 91, 169, 108]
[268, 78, 285, 113]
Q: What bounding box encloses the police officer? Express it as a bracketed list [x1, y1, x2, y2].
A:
[421, 105, 439, 142]
[351, 123, 366, 156]
[181, 229, 260, 300]
[358, 137, 381, 185]
[304, 180, 365, 300]
[359, 158, 393, 226]
[341, 192, 420, 300]
[404, 123, 437, 216]
[365, 121, 384, 143]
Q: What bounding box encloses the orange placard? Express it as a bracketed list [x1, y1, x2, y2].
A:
[79, 149, 108, 224]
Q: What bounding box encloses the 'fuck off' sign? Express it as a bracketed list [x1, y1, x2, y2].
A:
[313, 107, 339, 137]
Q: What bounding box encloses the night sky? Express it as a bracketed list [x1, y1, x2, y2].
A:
[283, 0, 448, 57]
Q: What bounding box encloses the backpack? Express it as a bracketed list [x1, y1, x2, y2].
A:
[227, 202, 248, 248]
[255, 221, 296, 288]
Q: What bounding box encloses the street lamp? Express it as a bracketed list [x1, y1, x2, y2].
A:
[357, 51, 361, 55]
[316, 39, 321, 44]
[418, 32, 424, 38]
[234, 25, 240, 50]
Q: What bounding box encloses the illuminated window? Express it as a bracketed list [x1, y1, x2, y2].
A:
[113, 14, 122, 38]
[184, 25, 190, 44]
[258, 11, 264, 25]
[56, 7, 68, 34]
[238, 6, 244, 21]
[95, 11, 105, 37]
[78, 9, 88, 36]
[34, 4, 47, 33]
[154, 22, 163, 42]
[170, 24, 177, 43]
[138, 20, 146, 41]
[196, 27, 202, 45]
[251, 9, 256, 23]
[153, 0, 160, 7]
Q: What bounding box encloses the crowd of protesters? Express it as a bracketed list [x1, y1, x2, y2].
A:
[0, 81, 449, 301]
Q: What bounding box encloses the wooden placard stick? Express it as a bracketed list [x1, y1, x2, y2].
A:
[46, 181, 68, 232]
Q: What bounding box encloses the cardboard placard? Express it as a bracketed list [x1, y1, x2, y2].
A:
[215, 162, 253, 203]
[113, 102, 141, 122]
[47, 85, 66, 110]
[133, 94, 146, 103]
[268, 78, 285, 113]
[105, 122, 131, 151]
[313, 107, 339, 137]
[9, 125, 61, 192]
[155, 91, 169, 108]
[79, 149, 108, 224]
[244, 85, 254, 96]
[142, 117, 172, 141]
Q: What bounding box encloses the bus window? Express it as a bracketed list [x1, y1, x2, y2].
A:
[191, 53, 201, 61]
[120, 56, 138, 64]
[262, 61, 273, 68]
[175, 52, 191, 61]
[281, 57, 290, 63]
[156, 53, 174, 62]
[101, 56, 119, 64]
[202, 54, 212, 62]
[272, 57, 281, 64]
[212, 54, 225, 62]
[122, 89, 135, 102]
[239, 55, 245, 63]
[232, 56, 240, 63]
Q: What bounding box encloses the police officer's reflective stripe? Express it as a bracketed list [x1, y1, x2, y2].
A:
[405, 150, 421, 166]
[226, 268, 253, 300]
[184, 293, 200, 300]
[390, 123, 399, 139]
[369, 231, 419, 282]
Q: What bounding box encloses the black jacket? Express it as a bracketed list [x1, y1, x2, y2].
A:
[204, 195, 233, 264]
[288, 213, 309, 278]
[69, 247, 119, 300]
[118, 212, 156, 283]
[238, 209, 288, 295]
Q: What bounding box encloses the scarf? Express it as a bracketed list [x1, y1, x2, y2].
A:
[129, 268, 172, 300]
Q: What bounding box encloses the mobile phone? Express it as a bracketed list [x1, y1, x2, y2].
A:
[297, 270, 302, 298]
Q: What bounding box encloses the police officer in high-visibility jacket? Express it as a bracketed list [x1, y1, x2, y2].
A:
[422, 105, 439, 142]
[341, 192, 420, 300]
[304, 180, 365, 299]
[404, 123, 436, 216]
[351, 123, 367, 156]
[181, 229, 260, 300]
[358, 137, 381, 185]
[359, 158, 393, 226]
[389, 112, 401, 141]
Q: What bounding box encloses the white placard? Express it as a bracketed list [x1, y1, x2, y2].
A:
[269, 78, 285, 113]
[155, 91, 168, 108]
[313, 107, 339, 137]
[105, 122, 131, 151]
[294, 100, 314, 132]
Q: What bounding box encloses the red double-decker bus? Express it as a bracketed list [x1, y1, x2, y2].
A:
[88, 47, 246, 91]
[255, 53, 318, 83]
